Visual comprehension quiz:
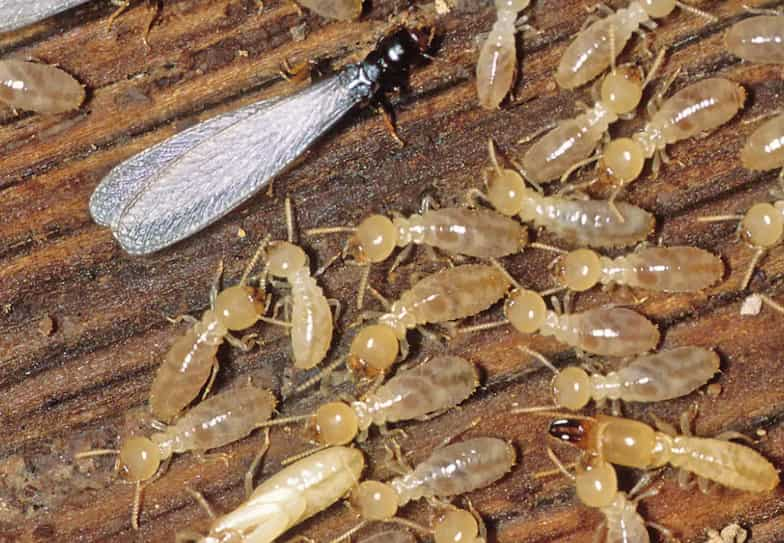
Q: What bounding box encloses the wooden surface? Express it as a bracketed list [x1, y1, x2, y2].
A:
[2, 0, 784, 541]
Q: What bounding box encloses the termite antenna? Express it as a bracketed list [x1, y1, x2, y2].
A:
[285, 197, 296, 244]
[675, 1, 717, 23]
[240, 235, 272, 286]
[529, 242, 568, 254]
[292, 356, 348, 395]
[74, 448, 120, 459]
[534, 447, 577, 480]
[328, 520, 370, 543]
[281, 443, 332, 466]
[517, 345, 558, 373]
[131, 482, 144, 530]
[696, 214, 744, 223]
[488, 257, 521, 290]
[741, 247, 766, 290]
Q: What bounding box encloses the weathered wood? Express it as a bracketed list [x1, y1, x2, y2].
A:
[1, 0, 784, 541]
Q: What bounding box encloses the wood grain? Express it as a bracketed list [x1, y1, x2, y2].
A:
[1, 0, 784, 541]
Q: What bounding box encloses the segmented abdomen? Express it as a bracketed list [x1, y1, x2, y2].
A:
[725, 16, 784, 65]
[412, 208, 527, 257]
[290, 271, 333, 369]
[606, 246, 723, 292]
[741, 112, 784, 171]
[617, 347, 719, 402]
[553, 308, 659, 357]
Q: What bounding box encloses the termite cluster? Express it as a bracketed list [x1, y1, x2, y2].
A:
[5, 0, 784, 542]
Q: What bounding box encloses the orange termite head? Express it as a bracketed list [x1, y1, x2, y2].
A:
[548, 418, 591, 450]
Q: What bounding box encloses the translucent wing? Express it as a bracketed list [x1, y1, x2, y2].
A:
[0, 0, 89, 33]
[93, 67, 367, 254]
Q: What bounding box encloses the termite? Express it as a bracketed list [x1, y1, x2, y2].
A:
[540, 244, 724, 293]
[522, 49, 664, 185]
[149, 237, 273, 423]
[270, 355, 478, 447]
[556, 0, 715, 89]
[296, 0, 362, 20]
[740, 112, 784, 177]
[726, 14, 784, 65]
[265, 198, 334, 370]
[547, 407, 779, 493]
[75, 385, 277, 530]
[517, 345, 719, 413]
[474, 140, 655, 248]
[179, 445, 365, 543]
[462, 278, 660, 357]
[698, 200, 784, 290]
[329, 437, 515, 542]
[0, 59, 84, 114]
[541, 450, 670, 543]
[476, 0, 531, 109]
[600, 76, 745, 206]
[307, 203, 527, 308]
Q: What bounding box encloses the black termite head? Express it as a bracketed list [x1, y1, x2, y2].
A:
[548, 418, 590, 450]
[364, 26, 433, 91]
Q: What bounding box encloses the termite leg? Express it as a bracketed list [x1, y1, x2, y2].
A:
[200, 360, 220, 400]
[185, 487, 217, 519]
[244, 429, 271, 498]
[388, 243, 415, 280]
[107, 0, 131, 31]
[375, 101, 405, 147]
[193, 451, 230, 468]
[208, 259, 225, 308]
[165, 314, 199, 325]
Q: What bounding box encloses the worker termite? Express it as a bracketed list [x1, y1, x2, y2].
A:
[516, 345, 719, 413]
[462, 276, 660, 357]
[540, 244, 724, 293]
[0, 59, 84, 114]
[474, 140, 656, 248]
[329, 437, 515, 543]
[600, 76, 745, 205]
[740, 112, 784, 177]
[149, 238, 274, 423]
[698, 199, 784, 290]
[726, 14, 784, 65]
[521, 50, 664, 185]
[556, 0, 715, 89]
[547, 406, 779, 493]
[178, 445, 365, 543]
[75, 385, 277, 530]
[306, 203, 527, 308]
[476, 0, 531, 109]
[265, 198, 334, 370]
[541, 451, 670, 543]
[296, 0, 362, 20]
[268, 355, 478, 447]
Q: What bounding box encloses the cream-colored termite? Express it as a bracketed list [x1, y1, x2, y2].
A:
[306, 203, 527, 309]
[556, 0, 715, 89]
[539, 451, 671, 543]
[740, 112, 784, 177]
[461, 273, 660, 357]
[516, 345, 719, 414]
[537, 244, 724, 293]
[177, 445, 365, 543]
[476, 0, 531, 109]
[726, 13, 784, 65]
[547, 406, 779, 493]
[296, 0, 363, 20]
[264, 198, 335, 370]
[472, 140, 656, 248]
[599, 76, 745, 212]
[149, 237, 281, 423]
[521, 49, 664, 185]
[327, 437, 515, 543]
[265, 355, 479, 450]
[0, 59, 84, 114]
[698, 200, 784, 290]
[75, 385, 276, 530]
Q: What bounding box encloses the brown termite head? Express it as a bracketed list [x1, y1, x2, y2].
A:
[346, 324, 400, 377]
[548, 417, 595, 451]
[553, 248, 603, 292]
[504, 288, 547, 334]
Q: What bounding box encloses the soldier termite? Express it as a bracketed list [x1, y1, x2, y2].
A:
[556, 0, 715, 90]
[548, 406, 779, 493]
[515, 345, 719, 413]
[521, 50, 664, 185]
[265, 198, 334, 370]
[89, 26, 431, 255]
[600, 77, 745, 208]
[297, 0, 362, 20]
[75, 385, 277, 530]
[266, 355, 478, 448]
[476, 0, 530, 109]
[540, 452, 670, 543]
[0, 60, 85, 114]
[726, 14, 784, 65]
[149, 237, 276, 423]
[462, 276, 660, 357]
[306, 204, 527, 308]
[474, 140, 656, 248]
[0, 0, 90, 33]
[178, 445, 365, 543]
[698, 200, 784, 290]
[539, 244, 724, 293]
[328, 437, 515, 543]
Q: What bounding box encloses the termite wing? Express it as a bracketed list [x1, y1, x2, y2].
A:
[89, 27, 431, 255]
[0, 0, 90, 33]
